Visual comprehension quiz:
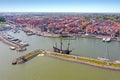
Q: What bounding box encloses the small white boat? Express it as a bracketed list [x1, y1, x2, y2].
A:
[97, 57, 109, 61]
[105, 38, 111, 42]
[16, 47, 27, 51]
[102, 37, 111, 42]
[114, 60, 120, 63]
[102, 38, 106, 41]
[26, 32, 34, 36]
[10, 47, 16, 50]
[20, 42, 29, 46]
[85, 33, 89, 36]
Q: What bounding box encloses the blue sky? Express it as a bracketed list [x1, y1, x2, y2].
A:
[0, 0, 120, 13]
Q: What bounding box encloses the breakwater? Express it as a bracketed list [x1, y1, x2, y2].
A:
[12, 49, 45, 65]
[15, 49, 120, 71]
[44, 51, 120, 71]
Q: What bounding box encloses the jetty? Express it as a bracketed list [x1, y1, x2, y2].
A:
[45, 51, 120, 71]
[12, 49, 120, 71]
[12, 49, 44, 65]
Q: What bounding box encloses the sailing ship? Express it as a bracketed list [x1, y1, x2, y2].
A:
[53, 38, 72, 54]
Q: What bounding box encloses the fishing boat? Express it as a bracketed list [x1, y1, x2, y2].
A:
[53, 37, 72, 54]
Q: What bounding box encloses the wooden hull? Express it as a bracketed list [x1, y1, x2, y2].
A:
[53, 46, 71, 54]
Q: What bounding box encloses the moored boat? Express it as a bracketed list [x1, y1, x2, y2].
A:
[53, 37, 72, 54]
[102, 38, 106, 41]
[102, 37, 111, 42]
[16, 47, 27, 51]
[10, 46, 16, 50]
[105, 38, 111, 42]
[53, 46, 72, 54]
[26, 32, 35, 36]
[97, 57, 109, 61]
[114, 60, 120, 63]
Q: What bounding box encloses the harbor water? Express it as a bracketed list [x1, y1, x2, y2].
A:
[0, 30, 120, 80]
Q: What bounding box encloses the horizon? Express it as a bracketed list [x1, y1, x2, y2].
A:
[0, 0, 120, 13]
[0, 12, 120, 14]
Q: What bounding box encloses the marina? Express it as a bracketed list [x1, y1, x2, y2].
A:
[0, 31, 29, 51]
[0, 30, 120, 80]
[0, 0, 120, 80]
[1, 0, 120, 79]
[1, 13, 120, 80]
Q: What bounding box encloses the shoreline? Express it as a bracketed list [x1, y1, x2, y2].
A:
[44, 51, 120, 71]
[11, 48, 120, 71]
[37, 32, 120, 42]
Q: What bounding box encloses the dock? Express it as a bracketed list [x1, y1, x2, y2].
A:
[12, 49, 44, 65]
[0, 32, 28, 51]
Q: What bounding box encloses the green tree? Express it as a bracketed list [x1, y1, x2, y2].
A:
[82, 23, 86, 29]
[0, 16, 6, 22]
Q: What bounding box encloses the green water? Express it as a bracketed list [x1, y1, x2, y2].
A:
[0, 31, 120, 80]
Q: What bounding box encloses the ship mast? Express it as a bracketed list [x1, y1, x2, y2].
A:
[60, 37, 62, 50]
[67, 39, 70, 50]
[55, 42, 57, 47]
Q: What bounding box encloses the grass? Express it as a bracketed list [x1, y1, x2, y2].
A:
[48, 52, 120, 68]
[0, 22, 7, 24]
[77, 57, 107, 66]
[21, 49, 120, 70]
[50, 52, 76, 59]
[110, 63, 120, 67]
[24, 50, 44, 59]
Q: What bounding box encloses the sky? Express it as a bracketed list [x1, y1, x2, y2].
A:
[0, 0, 120, 13]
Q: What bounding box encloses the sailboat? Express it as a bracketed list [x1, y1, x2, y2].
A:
[97, 42, 110, 61]
[53, 38, 72, 54]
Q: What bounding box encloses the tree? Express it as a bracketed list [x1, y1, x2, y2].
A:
[82, 23, 86, 30]
[0, 16, 6, 22]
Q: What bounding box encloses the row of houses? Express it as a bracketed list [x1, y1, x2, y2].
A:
[5, 14, 120, 37]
